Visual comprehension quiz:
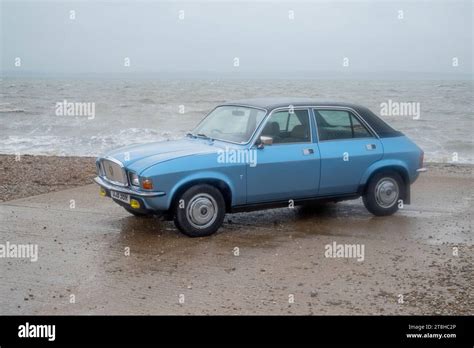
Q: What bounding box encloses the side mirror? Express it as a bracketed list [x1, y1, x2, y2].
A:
[257, 136, 273, 149]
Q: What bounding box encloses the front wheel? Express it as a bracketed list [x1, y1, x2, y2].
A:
[173, 184, 226, 237]
[363, 171, 404, 216]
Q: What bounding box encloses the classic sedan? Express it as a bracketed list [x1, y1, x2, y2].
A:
[95, 98, 426, 237]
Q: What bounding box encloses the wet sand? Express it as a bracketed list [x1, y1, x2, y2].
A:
[0, 156, 472, 315]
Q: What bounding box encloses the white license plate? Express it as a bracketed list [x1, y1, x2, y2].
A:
[111, 190, 130, 204]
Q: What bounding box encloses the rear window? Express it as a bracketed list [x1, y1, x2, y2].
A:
[357, 106, 402, 137]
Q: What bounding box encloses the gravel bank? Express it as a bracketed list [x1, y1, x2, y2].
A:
[0, 155, 96, 202]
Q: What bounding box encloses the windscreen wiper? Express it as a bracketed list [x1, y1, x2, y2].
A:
[187, 132, 213, 141]
[196, 133, 212, 140]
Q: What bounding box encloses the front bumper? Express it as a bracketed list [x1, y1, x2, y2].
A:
[94, 176, 166, 197]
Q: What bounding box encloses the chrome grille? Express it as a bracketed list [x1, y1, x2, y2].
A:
[101, 159, 128, 186]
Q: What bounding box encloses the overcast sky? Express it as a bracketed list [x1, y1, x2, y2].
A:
[1, 0, 472, 77]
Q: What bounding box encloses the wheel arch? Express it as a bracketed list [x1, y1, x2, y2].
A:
[169, 176, 233, 213]
[359, 162, 411, 204]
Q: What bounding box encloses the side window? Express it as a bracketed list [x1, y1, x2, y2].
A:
[287, 113, 302, 130]
[314, 109, 372, 141]
[260, 109, 311, 144]
[351, 115, 372, 138]
[269, 112, 288, 133]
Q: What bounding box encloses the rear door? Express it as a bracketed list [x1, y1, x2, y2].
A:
[313, 108, 383, 195]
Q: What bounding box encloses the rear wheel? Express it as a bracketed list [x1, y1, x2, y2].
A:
[173, 184, 226, 237]
[363, 171, 404, 216]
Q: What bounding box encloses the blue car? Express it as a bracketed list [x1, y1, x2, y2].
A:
[95, 98, 426, 237]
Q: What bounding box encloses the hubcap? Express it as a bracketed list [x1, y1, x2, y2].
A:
[375, 178, 399, 208]
[186, 193, 218, 229]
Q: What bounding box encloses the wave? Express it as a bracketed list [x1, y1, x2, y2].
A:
[137, 98, 155, 104]
[0, 108, 25, 113]
[0, 129, 180, 157]
[0, 133, 472, 163]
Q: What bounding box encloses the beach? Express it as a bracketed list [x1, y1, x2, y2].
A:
[0, 155, 472, 315]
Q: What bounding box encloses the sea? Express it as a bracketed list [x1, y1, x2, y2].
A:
[0, 78, 472, 163]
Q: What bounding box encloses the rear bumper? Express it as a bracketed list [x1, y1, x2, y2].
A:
[94, 176, 165, 197]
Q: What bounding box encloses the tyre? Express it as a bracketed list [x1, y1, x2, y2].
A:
[363, 171, 404, 216]
[173, 184, 226, 237]
[123, 206, 149, 217]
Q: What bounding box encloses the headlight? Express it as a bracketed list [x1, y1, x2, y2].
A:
[129, 172, 139, 186]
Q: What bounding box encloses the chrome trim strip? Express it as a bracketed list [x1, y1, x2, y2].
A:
[100, 176, 127, 188]
[416, 168, 428, 173]
[94, 176, 166, 197]
[95, 161, 103, 176]
[104, 156, 124, 166]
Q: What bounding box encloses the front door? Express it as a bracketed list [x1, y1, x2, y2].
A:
[246, 108, 320, 203]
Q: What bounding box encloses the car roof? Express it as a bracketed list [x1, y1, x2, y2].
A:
[220, 97, 362, 111]
[219, 97, 402, 138]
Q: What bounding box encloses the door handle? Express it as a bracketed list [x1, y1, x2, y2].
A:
[366, 144, 376, 150]
[303, 148, 314, 155]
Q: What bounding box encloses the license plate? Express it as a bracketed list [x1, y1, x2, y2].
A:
[111, 190, 130, 204]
